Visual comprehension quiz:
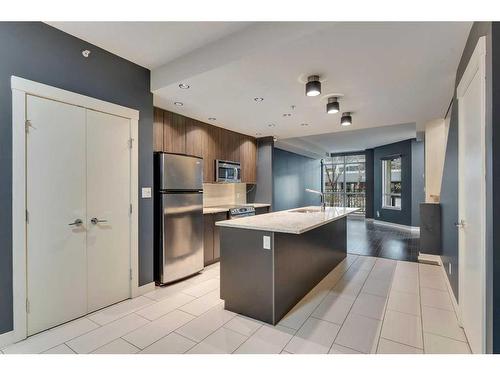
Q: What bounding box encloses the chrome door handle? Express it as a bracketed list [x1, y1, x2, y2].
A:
[91, 217, 108, 225]
[455, 219, 466, 228]
[68, 219, 83, 227]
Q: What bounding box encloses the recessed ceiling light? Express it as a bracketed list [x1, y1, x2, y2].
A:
[283, 113, 291, 117]
[179, 83, 190, 89]
[341, 112, 353, 126]
[301, 123, 309, 126]
[255, 132, 262, 136]
[327, 97, 340, 114]
[306, 75, 321, 97]
[254, 97, 264, 102]
[174, 102, 183, 106]
[208, 117, 216, 121]
[268, 123, 276, 127]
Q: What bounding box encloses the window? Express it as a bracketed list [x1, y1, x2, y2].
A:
[382, 157, 402, 209]
[323, 154, 366, 213]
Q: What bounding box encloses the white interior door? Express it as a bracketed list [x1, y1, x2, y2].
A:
[458, 38, 486, 354]
[26, 95, 87, 335]
[86, 109, 131, 312]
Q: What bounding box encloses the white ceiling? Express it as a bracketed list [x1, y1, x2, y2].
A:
[47, 22, 252, 68]
[49, 21, 471, 148]
[276, 123, 417, 159]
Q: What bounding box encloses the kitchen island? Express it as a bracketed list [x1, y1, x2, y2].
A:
[216, 206, 358, 324]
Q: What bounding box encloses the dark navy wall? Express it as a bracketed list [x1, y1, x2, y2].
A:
[373, 140, 414, 226]
[411, 140, 425, 227]
[272, 148, 321, 211]
[0, 22, 154, 335]
[440, 22, 492, 302]
[365, 149, 375, 219]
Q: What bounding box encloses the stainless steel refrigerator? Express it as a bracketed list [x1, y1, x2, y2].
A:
[154, 152, 204, 285]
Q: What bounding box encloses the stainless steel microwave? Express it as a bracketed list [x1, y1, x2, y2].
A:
[215, 160, 241, 183]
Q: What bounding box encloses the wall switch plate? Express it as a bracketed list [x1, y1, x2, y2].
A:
[141, 187, 152, 198]
[263, 235, 271, 250]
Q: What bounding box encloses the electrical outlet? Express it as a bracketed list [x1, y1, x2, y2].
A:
[263, 235, 271, 250]
[448, 263, 452, 275]
[141, 187, 152, 198]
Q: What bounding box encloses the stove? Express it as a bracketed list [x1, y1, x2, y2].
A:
[228, 205, 256, 218]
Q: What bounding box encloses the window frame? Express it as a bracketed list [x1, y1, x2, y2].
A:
[381, 157, 402, 211]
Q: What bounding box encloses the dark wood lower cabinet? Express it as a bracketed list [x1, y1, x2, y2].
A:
[203, 207, 270, 266]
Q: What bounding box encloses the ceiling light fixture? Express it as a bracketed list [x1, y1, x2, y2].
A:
[208, 117, 216, 121]
[268, 123, 276, 127]
[341, 112, 352, 126]
[174, 102, 184, 106]
[327, 97, 340, 114]
[305, 75, 321, 97]
[301, 123, 309, 127]
[254, 97, 264, 102]
[255, 132, 262, 136]
[179, 83, 190, 89]
[283, 113, 291, 117]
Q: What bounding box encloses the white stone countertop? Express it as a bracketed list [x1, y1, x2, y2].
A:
[203, 203, 271, 215]
[215, 206, 359, 234]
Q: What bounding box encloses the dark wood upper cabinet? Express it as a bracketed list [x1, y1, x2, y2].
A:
[153, 107, 164, 152]
[164, 111, 186, 154]
[154, 107, 257, 184]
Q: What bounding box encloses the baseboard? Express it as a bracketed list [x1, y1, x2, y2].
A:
[418, 252, 441, 266]
[439, 259, 462, 327]
[373, 219, 420, 233]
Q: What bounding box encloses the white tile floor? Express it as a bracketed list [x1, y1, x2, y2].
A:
[1, 256, 471, 354]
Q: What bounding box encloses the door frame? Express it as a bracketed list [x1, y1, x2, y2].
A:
[2, 76, 140, 347]
[456, 36, 487, 353]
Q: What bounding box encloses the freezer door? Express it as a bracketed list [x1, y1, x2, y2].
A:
[158, 153, 203, 191]
[160, 192, 204, 284]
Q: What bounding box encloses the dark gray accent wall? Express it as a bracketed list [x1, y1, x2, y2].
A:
[365, 149, 375, 219]
[0, 22, 153, 335]
[411, 139, 425, 227]
[440, 22, 492, 303]
[373, 139, 413, 226]
[272, 148, 321, 211]
[247, 137, 274, 208]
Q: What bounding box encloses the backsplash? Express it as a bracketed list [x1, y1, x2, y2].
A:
[203, 183, 247, 207]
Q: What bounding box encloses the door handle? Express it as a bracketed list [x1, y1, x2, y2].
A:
[68, 219, 83, 227]
[455, 219, 466, 228]
[91, 217, 108, 225]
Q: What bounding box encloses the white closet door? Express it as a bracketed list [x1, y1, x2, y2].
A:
[26, 95, 87, 335]
[86, 109, 131, 312]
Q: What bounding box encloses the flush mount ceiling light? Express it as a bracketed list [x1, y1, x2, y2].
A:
[179, 83, 190, 89]
[254, 97, 264, 102]
[326, 97, 340, 114]
[341, 112, 353, 126]
[305, 75, 321, 97]
[174, 102, 183, 106]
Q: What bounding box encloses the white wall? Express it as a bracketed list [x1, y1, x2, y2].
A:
[424, 118, 450, 202]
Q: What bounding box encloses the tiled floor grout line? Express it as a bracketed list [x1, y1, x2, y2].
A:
[91, 336, 142, 354]
[324, 256, 376, 354]
[374, 262, 398, 354]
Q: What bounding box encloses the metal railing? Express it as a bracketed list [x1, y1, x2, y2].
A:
[324, 192, 366, 212]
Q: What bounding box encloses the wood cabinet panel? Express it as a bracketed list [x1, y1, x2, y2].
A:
[153, 107, 164, 152]
[185, 118, 203, 158]
[163, 111, 186, 154]
[203, 214, 215, 265]
[153, 107, 257, 183]
[213, 212, 227, 260]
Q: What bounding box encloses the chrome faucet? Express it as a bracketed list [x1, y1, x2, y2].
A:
[305, 189, 326, 212]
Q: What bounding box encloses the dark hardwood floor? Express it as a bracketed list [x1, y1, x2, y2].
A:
[347, 215, 420, 262]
